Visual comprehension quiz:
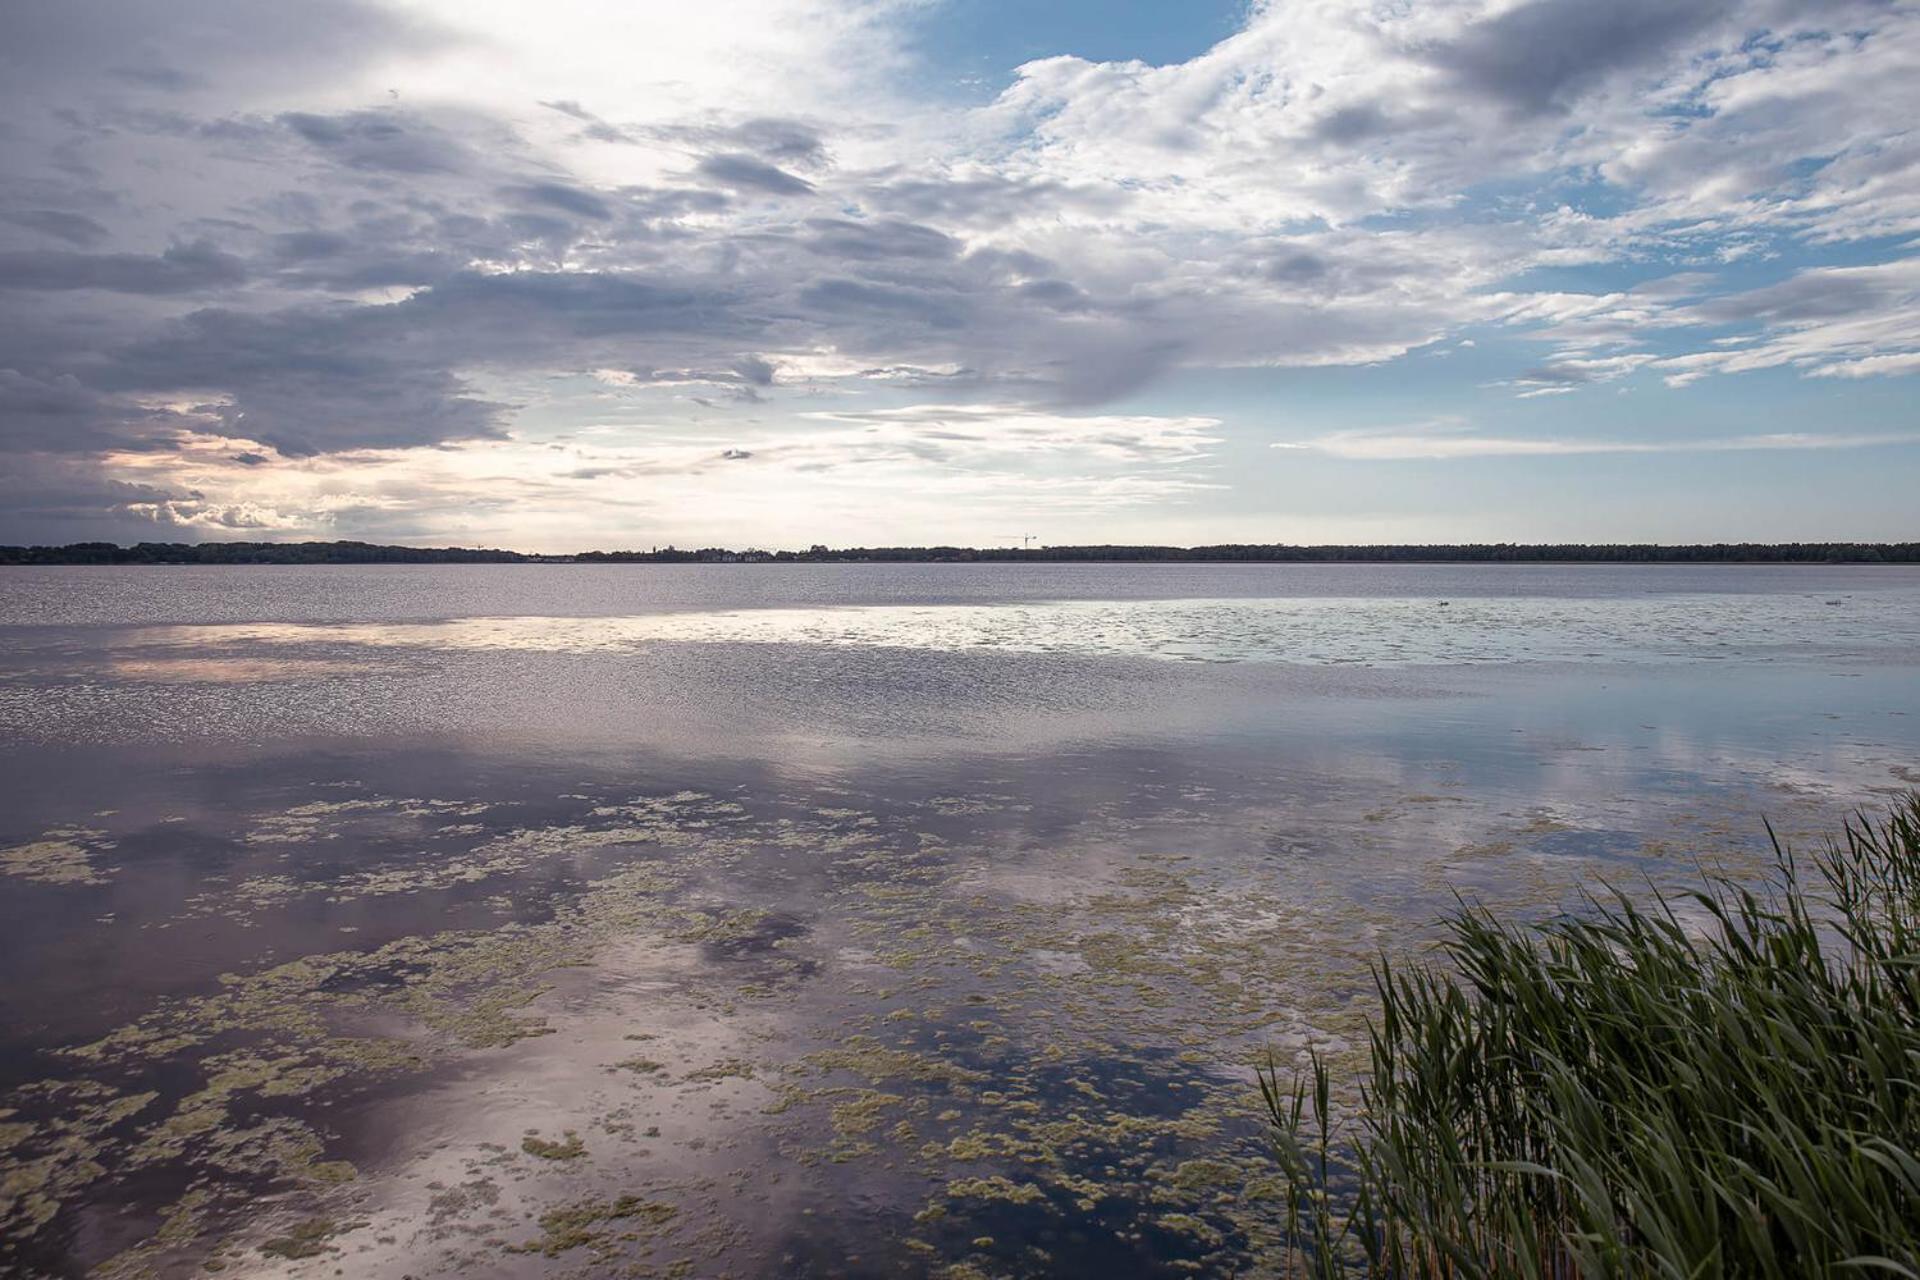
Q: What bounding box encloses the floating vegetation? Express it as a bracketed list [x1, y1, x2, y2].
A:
[946, 1176, 1048, 1205]
[1263, 796, 1920, 1276]
[1, 829, 111, 885]
[514, 1194, 677, 1258]
[259, 1216, 359, 1260]
[520, 1130, 587, 1160]
[0, 766, 1855, 1276]
[682, 1058, 757, 1083]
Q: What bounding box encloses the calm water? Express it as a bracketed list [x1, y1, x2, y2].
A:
[2, 564, 1917, 1278]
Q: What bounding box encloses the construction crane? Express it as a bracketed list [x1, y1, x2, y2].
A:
[996, 534, 1038, 549]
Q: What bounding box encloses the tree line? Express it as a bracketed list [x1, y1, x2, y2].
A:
[0, 540, 523, 564]
[3, 539, 1916, 565]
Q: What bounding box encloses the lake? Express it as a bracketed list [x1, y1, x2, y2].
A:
[3, 563, 1917, 1277]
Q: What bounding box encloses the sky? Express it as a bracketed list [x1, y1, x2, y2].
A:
[1, 0, 1917, 551]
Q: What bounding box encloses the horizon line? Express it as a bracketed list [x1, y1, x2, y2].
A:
[4, 538, 1919, 566]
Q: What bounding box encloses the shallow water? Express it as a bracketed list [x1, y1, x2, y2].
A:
[2, 564, 1916, 1278]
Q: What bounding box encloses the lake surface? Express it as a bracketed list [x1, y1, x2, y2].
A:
[3, 563, 1917, 1278]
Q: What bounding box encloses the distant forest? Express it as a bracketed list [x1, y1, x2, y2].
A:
[3, 539, 1918, 565]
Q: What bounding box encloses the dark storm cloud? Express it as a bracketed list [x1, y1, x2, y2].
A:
[1424, 0, 1734, 114]
[264, 220, 470, 289]
[0, 454, 194, 544]
[1016, 279, 1091, 311]
[708, 118, 828, 167]
[109, 64, 203, 92]
[405, 271, 761, 341]
[1515, 363, 1594, 387]
[510, 182, 616, 221]
[0, 242, 246, 294]
[1249, 236, 1463, 301]
[538, 99, 633, 144]
[864, 175, 1126, 227]
[30, 212, 1197, 457]
[281, 249, 466, 291]
[801, 218, 957, 261]
[0, 4, 1421, 503]
[648, 117, 828, 167]
[2, 210, 111, 246]
[0, 369, 176, 453]
[280, 111, 474, 174]
[269, 231, 354, 262]
[1312, 103, 1396, 145]
[77, 268, 774, 455]
[1265, 251, 1330, 284]
[799, 278, 967, 329]
[733, 356, 776, 387]
[695, 153, 816, 196]
[1692, 267, 1899, 325]
[100, 303, 508, 457]
[0, 0, 447, 97]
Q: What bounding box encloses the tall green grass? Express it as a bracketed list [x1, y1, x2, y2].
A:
[1262, 796, 1920, 1278]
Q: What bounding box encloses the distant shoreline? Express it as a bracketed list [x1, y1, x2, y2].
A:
[3, 540, 1917, 566]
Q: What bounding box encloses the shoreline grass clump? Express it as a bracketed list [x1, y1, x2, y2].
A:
[1262, 796, 1920, 1278]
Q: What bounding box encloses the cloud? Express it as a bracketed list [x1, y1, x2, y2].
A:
[1277, 428, 1920, 461]
[280, 110, 475, 174]
[39, 403, 1224, 550]
[1809, 352, 1920, 379]
[647, 116, 828, 167]
[537, 99, 632, 144]
[802, 217, 957, 261]
[802, 404, 1222, 463]
[797, 277, 966, 330]
[525, 405, 1221, 488]
[0, 0, 1915, 545]
[0, 242, 246, 294]
[1651, 259, 1920, 385]
[509, 182, 615, 221]
[0, 369, 189, 453]
[110, 63, 204, 92]
[3, 210, 111, 246]
[99, 303, 509, 456]
[1496, 353, 1658, 397]
[0, 452, 202, 544]
[694, 152, 816, 195]
[1424, 0, 1734, 116]
[0, 0, 448, 98]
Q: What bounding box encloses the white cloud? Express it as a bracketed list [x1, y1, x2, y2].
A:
[77, 406, 1227, 549]
[1277, 428, 1920, 461]
[1, 0, 1916, 544]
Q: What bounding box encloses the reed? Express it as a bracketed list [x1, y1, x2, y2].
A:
[1261, 795, 1920, 1278]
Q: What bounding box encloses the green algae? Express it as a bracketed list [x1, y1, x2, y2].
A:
[829, 1090, 903, 1138]
[946, 1176, 1047, 1205]
[514, 1194, 677, 1258]
[681, 1058, 756, 1083]
[0, 776, 1822, 1277]
[0, 788, 778, 1265]
[2, 832, 110, 885]
[259, 1216, 359, 1260]
[520, 1130, 587, 1160]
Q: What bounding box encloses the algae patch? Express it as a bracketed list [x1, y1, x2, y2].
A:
[259, 1216, 361, 1260]
[514, 1194, 677, 1258]
[520, 1130, 587, 1161]
[2, 831, 110, 885]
